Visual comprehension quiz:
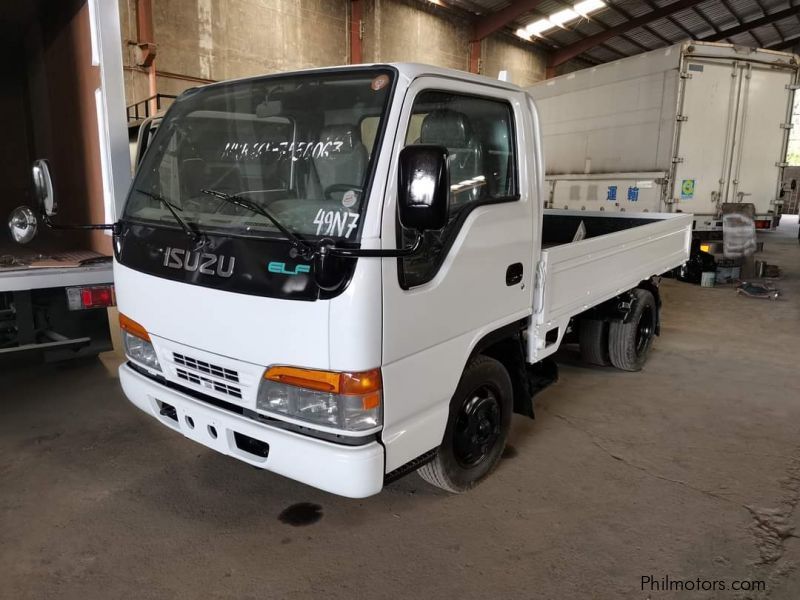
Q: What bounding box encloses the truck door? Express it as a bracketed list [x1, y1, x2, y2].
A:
[379, 78, 536, 471]
[728, 62, 797, 223]
[672, 58, 740, 218]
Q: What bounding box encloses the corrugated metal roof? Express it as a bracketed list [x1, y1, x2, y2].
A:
[462, 0, 800, 66]
[776, 15, 800, 40]
[448, 0, 512, 12]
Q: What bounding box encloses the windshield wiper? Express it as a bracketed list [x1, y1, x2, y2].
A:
[200, 188, 315, 258]
[135, 189, 202, 242]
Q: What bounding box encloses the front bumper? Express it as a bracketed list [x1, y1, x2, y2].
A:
[119, 364, 385, 498]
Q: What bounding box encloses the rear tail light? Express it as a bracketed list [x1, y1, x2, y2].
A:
[66, 285, 116, 311]
[755, 220, 772, 230]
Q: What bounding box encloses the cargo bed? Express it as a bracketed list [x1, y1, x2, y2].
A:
[0, 243, 113, 358]
[0, 252, 113, 293]
[0, 238, 113, 291]
[529, 210, 692, 360]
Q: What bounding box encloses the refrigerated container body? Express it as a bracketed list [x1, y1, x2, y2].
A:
[527, 41, 799, 233]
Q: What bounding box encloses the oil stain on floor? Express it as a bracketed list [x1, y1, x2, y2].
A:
[278, 503, 323, 526]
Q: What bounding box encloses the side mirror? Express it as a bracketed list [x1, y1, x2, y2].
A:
[8, 206, 38, 244]
[398, 145, 449, 232]
[27, 157, 117, 234]
[311, 145, 446, 263]
[32, 159, 56, 217]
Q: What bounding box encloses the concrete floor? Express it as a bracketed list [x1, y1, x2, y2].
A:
[2, 219, 799, 600]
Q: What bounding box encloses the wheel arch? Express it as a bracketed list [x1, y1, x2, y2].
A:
[577, 277, 662, 334]
[467, 318, 555, 419]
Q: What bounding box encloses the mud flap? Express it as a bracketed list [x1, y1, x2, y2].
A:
[520, 357, 559, 419]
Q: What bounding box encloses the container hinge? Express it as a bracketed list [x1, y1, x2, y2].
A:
[786, 83, 800, 91]
[676, 115, 688, 122]
[672, 157, 684, 164]
[780, 122, 793, 130]
[775, 161, 789, 167]
[680, 72, 693, 79]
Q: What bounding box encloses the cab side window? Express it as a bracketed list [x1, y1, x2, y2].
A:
[399, 91, 517, 288]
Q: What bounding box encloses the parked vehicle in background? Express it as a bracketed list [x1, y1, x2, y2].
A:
[527, 41, 799, 236]
[0, 0, 129, 360]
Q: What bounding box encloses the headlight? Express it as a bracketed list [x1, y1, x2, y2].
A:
[120, 314, 162, 372]
[257, 366, 381, 432]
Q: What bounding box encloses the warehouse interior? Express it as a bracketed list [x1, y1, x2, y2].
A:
[2, 1, 800, 598]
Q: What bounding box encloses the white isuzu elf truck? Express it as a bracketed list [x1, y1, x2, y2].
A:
[527, 41, 799, 235]
[22, 64, 692, 497]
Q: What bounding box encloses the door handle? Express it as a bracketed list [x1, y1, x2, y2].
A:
[506, 263, 523, 286]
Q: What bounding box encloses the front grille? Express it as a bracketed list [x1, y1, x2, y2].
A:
[173, 352, 239, 383]
[175, 367, 243, 399]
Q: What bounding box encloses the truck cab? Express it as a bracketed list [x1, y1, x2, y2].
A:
[108, 64, 690, 497]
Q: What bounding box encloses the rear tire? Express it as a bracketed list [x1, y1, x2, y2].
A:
[608, 289, 657, 372]
[417, 355, 512, 493]
[579, 319, 610, 366]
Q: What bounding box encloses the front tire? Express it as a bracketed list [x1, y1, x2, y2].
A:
[608, 288, 657, 372]
[417, 355, 512, 493]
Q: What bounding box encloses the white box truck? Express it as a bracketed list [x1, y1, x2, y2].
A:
[22, 64, 691, 496]
[527, 41, 799, 234]
[0, 0, 129, 360]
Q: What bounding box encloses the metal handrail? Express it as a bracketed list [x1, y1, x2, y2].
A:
[126, 93, 177, 122]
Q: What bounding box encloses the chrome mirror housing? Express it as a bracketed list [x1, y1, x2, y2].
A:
[32, 158, 57, 217]
[8, 206, 38, 244]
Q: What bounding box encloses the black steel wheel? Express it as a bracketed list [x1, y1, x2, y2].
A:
[635, 304, 655, 355]
[608, 288, 657, 372]
[417, 355, 512, 493]
[452, 385, 502, 468]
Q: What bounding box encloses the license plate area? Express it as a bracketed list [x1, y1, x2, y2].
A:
[154, 398, 270, 463]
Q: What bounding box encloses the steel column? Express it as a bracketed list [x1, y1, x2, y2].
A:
[472, 0, 545, 42]
[136, 0, 157, 113]
[351, 0, 363, 64]
[469, 40, 481, 74]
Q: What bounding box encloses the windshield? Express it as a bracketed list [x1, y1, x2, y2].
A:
[124, 68, 395, 242]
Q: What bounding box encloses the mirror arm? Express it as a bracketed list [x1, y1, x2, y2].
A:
[322, 232, 423, 258]
[42, 214, 119, 234]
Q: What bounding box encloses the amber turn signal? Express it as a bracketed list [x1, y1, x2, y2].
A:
[264, 366, 382, 397]
[119, 313, 150, 342]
